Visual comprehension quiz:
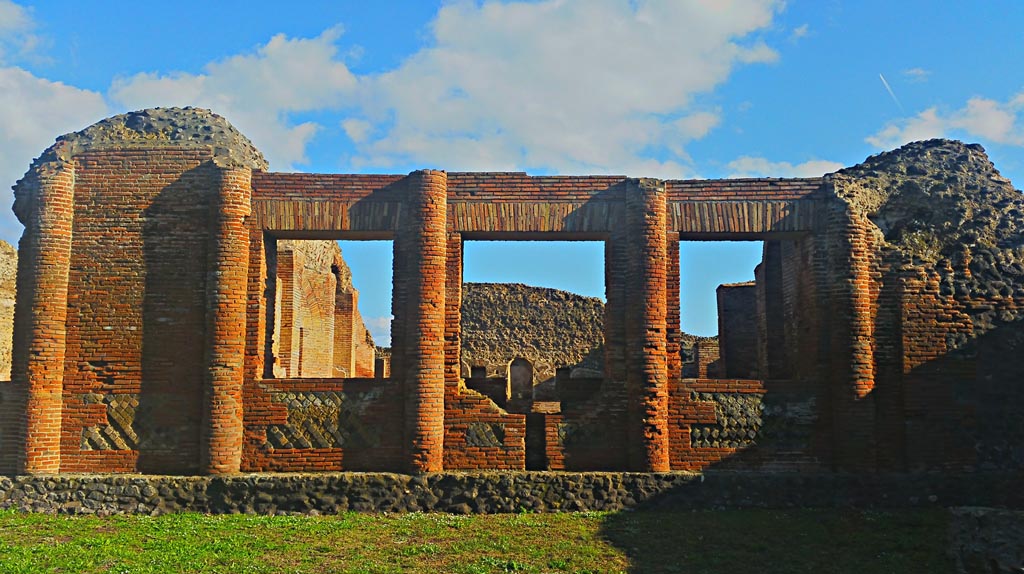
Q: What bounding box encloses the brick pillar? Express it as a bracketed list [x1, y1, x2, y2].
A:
[760, 241, 789, 379]
[443, 232, 462, 389]
[10, 162, 75, 474]
[243, 226, 266, 383]
[625, 178, 669, 472]
[666, 234, 681, 385]
[334, 290, 356, 377]
[201, 166, 251, 474]
[396, 170, 447, 473]
[827, 207, 877, 471]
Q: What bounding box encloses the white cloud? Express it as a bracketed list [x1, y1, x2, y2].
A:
[902, 67, 930, 82]
[789, 24, 809, 41]
[0, 66, 110, 243]
[110, 27, 358, 170]
[866, 92, 1024, 149]
[726, 156, 844, 178]
[348, 0, 784, 174]
[0, 1, 41, 63]
[341, 118, 372, 143]
[364, 315, 392, 347]
[75, 1, 783, 177]
[0, 0, 792, 249]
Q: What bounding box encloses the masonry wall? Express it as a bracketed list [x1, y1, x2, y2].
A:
[716, 282, 758, 379]
[9, 129, 1021, 477]
[60, 150, 219, 474]
[5, 472, 1021, 515]
[273, 241, 337, 378]
[241, 377, 404, 472]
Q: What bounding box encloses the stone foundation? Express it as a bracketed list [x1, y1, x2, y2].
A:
[0, 471, 1020, 516]
[950, 507, 1024, 574]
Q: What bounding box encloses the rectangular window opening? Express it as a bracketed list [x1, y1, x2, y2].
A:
[461, 239, 605, 395]
[267, 238, 393, 380]
[679, 240, 763, 380]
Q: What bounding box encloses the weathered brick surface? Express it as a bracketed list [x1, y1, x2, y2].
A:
[442, 232, 526, 470]
[201, 167, 251, 474]
[395, 171, 447, 473]
[9, 160, 75, 474]
[624, 179, 669, 471]
[5, 110, 1021, 479]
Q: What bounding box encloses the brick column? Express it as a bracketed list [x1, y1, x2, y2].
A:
[760, 241, 789, 379]
[443, 232, 463, 388]
[397, 170, 447, 472]
[201, 166, 251, 474]
[826, 206, 877, 470]
[334, 290, 357, 377]
[625, 178, 670, 472]
[10, 162, 75, 474]
[666, 233, 681, 385]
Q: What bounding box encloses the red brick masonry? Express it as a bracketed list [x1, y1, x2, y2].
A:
[2, 139, 1015, 476]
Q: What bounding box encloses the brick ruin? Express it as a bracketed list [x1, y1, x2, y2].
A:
[271, 239, 379, 379]
[1, 107, 1022, 476]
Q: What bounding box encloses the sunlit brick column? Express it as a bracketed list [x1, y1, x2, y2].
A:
[201, 166, 252, 474]
[826, 205, 877, 471]
[10, 161, 76, 474]
[397, 170, 447, 472]
[625, 178, 670, 472]
[334, 290, 357, 377]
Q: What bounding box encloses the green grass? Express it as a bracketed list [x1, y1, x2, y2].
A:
[0, 508, 952, 573]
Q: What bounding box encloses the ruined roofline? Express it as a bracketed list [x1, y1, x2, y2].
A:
[16, 107, 267, 182]
[18, 108, 1012, 190]
[253, 168, 827, 185]
[718, 281, 756, 289]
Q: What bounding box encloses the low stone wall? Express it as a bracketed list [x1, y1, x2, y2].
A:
[950, 507, 1024, 574]
[1, 471, 1021, 516]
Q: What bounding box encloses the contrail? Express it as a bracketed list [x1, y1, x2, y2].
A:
[878, 73, 904, 112]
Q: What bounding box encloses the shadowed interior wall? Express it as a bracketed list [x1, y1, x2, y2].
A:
[717, 282, 758, 379]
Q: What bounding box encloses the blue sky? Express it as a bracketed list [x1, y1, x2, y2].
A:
[1, 1, 1022, 342]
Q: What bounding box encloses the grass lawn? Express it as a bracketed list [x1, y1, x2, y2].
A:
[0, 508, 951, 573]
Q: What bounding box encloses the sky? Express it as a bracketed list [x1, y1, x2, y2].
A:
[1, 0, 1022, 342]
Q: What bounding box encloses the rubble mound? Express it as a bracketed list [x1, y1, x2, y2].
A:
[834, 139, 1024, 298]
[25, 107, 267, 172]
[460, 283, 604, 381]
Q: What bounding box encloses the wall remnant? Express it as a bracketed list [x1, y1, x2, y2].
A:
[460, 282, 604, 394]
[716, 282, 758, 379]
[2, 108, 1022, 479]
[0, 241, 15, 380]
[0, 472, 1020, 515]
[272, 240, 377, 378]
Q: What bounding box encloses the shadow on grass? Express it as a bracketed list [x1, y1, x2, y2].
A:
[597, 507, 952, 574]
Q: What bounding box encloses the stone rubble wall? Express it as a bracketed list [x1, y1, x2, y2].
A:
[460, 282, 605, 385]
[950, 507, 1024, 574]
[0, 471, 1019, 516]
